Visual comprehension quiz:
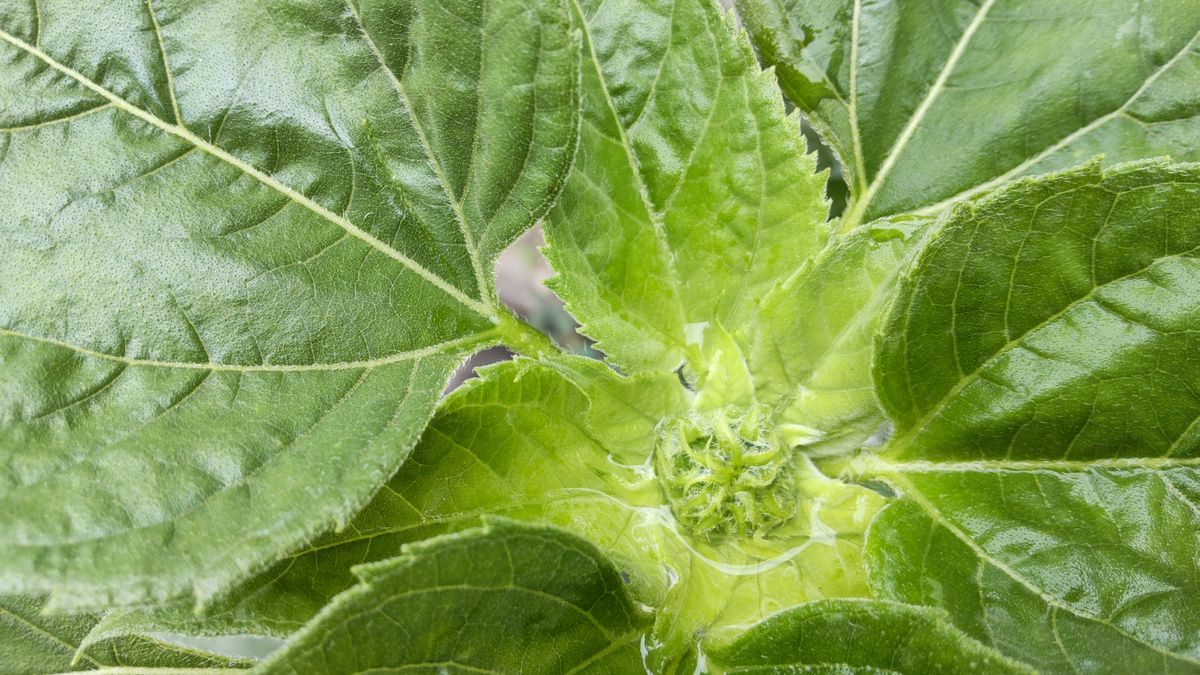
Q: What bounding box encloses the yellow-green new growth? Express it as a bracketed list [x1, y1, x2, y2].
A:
[654, 406, 798, 541]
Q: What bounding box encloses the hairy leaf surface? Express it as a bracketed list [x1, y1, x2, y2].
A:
[0, 0, 577, 609]
[258, 518, 651, 674]
[877, 161, 1200, 462]
[866, 490, 1200, 673]
[0, 594, 249, 674]
[738, 0, 1200, 226]
[544, 0, 829, 373]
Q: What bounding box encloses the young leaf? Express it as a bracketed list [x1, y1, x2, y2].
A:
[705, 599, 1032, 674]
[0, 0, 576, 610]
[0, 594, 249, 674]
[737, 0, 1200, 226]
[257, 518, 652, 674]
[544, 0, 830, 373]
[751, 218, 929, 455]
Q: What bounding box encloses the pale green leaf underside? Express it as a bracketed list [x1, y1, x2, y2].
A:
[738, 0, 1200, 227]
[0, 0, 576, 609]
[0, 593, 249, 674]
[257, 518, 651, 675]
[544, 0, 829, 374]
[751, 218, 928, 454]
[706, 599, 1032, 674]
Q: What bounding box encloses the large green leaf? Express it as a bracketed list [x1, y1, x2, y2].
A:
[544, 0, 830, 373]
[737, 0, 1200, 227]
[866, 489, 1200, 674]
[257, 518, 652, 674]
[854, 160, 1200, 673]
[0, 593, 250, 674]
[876, 160, 1200, 461]
[0, 0, 577, 609]
[705, 599, 1032, 674]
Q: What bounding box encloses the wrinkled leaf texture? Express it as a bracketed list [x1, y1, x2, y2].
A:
[6, 0, 1200, 673]
[0, 0, 578, 610]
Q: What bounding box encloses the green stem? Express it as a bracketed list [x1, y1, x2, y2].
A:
[495, 307, 562, 359]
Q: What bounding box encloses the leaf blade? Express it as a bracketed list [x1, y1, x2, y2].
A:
[706, 599, 1033, 674]
[0, 0, 576, 609]
[738, 0, 1200, 224]
[0, 594, 249, 675]
[545, 0, 829, 373]
[865, 472, 1200, 674]
[258, 519, 652, 675]
[876, 160, 1200, 461]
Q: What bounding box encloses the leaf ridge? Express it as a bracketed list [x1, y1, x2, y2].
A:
[143, 0, 182, 126]
[0, 604, 102, 668]
[0, 102, 113, 133]
[857, 456, 1200, 474]
[0, 26, 494, 320]
[846, 0, 867, 192]
[562, 629, 644, 674]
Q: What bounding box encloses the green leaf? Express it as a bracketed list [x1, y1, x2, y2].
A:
[257, 518, 651, 674]
[865, 490, 1200, 673]
[750, 218, 929, 455]
[705, 599, 1032, 674]
[84, 356, 684, 641]
[544, 0, 830, 373]
[876, 160, 1200, 462]
[855, 159, 1200, 672]
[0, 0, 577, 609]
[114, 356, 886, 667]
[0, 593, 249, 674]
[737, 0, 1200, 227]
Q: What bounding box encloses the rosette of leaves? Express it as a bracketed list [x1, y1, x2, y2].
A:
[2, 0, 1200, 673]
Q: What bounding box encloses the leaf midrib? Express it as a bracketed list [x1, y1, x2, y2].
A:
[568, 0, 690, 332]
[0, 604, 103, 669]
[0, 27, 495, 322]
[892, 222, 1200, 449]
[857, 455, 1200, 475]
[841, 0, 998, 231]
[907, 27, 1200, 218]
[343, 0, 490, 299]
[0, 327, 498, 372]
[887, 473, 1200, 668]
